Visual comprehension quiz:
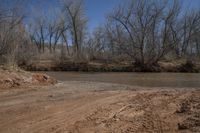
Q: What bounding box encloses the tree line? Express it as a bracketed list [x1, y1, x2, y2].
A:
[0, 0, 200, 68]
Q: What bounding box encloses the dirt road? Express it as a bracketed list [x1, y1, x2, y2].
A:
[0, 81, 199, 133]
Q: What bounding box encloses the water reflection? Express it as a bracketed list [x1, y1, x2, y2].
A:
[43, 72, 200, 88]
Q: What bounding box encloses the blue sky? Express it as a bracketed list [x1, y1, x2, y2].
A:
[16, 0, 200, 31]
[85, 0, 200, 30]
[84, 0, 122, 30]
[28, 0, 122, 30]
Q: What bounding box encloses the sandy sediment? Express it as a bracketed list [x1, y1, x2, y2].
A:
[0, 68, 57, 89]
[0, 81, 199, 133]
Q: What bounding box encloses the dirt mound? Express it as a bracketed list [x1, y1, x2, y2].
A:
[66, 90, 200, 133]
[176, 93, 200, 132]
[0, 67, 57, 89]
[32, 73, 57, 85]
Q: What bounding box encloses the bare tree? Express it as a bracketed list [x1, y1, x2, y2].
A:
[107, 0, 182, 68]
[179, 11, 200, 57]
[29, 9, 48, 53]
[0, 0, 26, 65]
[62, 0, 87, 59]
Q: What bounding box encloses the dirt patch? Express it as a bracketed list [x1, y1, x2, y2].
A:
[0, 81, 199, 133]
[68, 90, 194, 133]
[176, 92, 200, 132]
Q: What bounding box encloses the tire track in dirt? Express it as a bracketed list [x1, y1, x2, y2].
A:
[67, 90, 200, 133]
[0, 81, 199, 133]
[0, 82, 129, 133]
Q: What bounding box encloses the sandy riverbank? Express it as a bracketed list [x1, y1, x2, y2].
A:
[0, 66, 57, 89]
[0, 81, 199, 133]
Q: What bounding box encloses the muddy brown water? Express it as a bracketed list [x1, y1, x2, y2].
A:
[42, 72, 200, 88]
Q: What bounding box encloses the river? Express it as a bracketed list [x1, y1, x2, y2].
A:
[43, 72, 200, 88]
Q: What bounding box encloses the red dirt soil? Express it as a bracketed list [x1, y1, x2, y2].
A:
[0, 81, 199, 133]
[0, 67, 57, 89]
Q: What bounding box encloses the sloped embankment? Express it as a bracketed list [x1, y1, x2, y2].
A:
[22, 59, 200, 73]
[0, 67, 57, 89]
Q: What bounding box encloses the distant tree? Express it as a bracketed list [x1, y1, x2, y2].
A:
[0, 0, 26, 65]
[62, 0, 87, 59]
[107, 0, 182, 67]
[29, 9, 47, 53]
